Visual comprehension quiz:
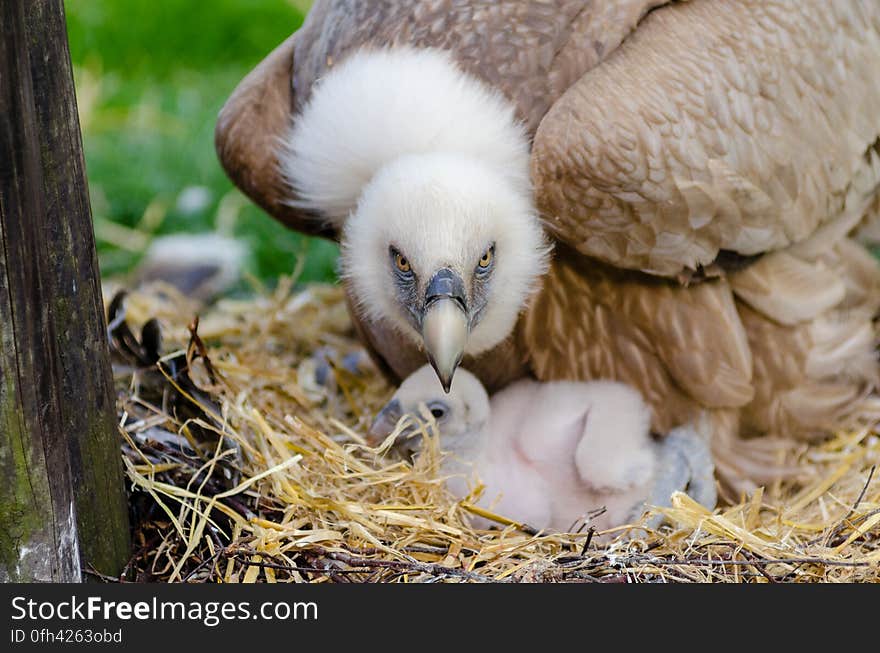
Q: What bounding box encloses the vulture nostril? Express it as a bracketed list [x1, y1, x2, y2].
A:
[425, 268, 467, 311]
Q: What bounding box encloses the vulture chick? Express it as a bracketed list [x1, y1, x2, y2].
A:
[369, 365, 717, 532]
[216, 0, 880, 489]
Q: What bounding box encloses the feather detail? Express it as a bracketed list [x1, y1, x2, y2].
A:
[279, 47, 530, 228]
[739, 238, 880, 440]
[729, 251, 846, 326]
[532, 0, 880, 277]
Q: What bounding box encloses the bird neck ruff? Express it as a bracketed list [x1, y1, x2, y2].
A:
[279, 46, 533, 228]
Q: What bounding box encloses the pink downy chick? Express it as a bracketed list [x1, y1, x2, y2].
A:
[370, 365, 716, 532]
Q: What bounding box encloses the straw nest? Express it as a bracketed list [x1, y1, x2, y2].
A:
[104, 276, 880, 583]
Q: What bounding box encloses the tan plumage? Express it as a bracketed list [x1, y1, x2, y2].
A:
[216, 0, 880, 489]
[736, 239, 880, 440]
[534, 1, 880, 277]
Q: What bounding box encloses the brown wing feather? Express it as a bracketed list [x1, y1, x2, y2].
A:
[291, 0, 667, 132]
[729, 250, 846, 326]
[519, 245, 754, 433]
[216, 0, 667, 233]
[737, 238, 880, 440]
[532, 0, 880, 277]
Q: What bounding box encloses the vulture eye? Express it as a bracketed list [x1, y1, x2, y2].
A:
[477, 245, 494, 270]
[393, 250, 412, 274]
[428, 401, 448, 420]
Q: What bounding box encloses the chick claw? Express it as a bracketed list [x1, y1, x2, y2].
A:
[628, 424, 717, 531]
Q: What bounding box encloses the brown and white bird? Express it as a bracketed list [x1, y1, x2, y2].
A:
[216, 1, 880, 489]
[368, 365, 716, 532]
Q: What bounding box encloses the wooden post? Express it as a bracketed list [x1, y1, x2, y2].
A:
[0, 0, 130, 581]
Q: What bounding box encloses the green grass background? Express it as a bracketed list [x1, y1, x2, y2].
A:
[65, 0, 337, 284]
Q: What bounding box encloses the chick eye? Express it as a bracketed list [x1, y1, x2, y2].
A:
[477, 245, 494, 270]
[428, 401, 448, 420]
[394, 252, 411, 274]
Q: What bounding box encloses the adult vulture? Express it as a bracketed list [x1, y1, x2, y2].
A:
[215, 0, 880, 489]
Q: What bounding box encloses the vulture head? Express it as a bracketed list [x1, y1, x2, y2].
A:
[281, 48, 550, 391]
[368, 364, 489, 447]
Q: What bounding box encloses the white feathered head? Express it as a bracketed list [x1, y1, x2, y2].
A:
[281, 47, 550, 390]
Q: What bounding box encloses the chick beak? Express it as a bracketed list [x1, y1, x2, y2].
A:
[368, 398, 402, 445]
[421, 268, 468, 393]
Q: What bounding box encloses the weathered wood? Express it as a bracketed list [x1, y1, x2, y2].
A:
[0, 0, 130, 581]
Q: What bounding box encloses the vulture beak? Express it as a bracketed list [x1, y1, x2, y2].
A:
[421, 268, 468, 393]
[368, 398, 403, 445]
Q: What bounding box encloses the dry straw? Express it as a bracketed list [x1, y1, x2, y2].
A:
[105, 277, 880, 583]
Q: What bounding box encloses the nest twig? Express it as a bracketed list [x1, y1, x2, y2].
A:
[103, 278, 880, 583]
